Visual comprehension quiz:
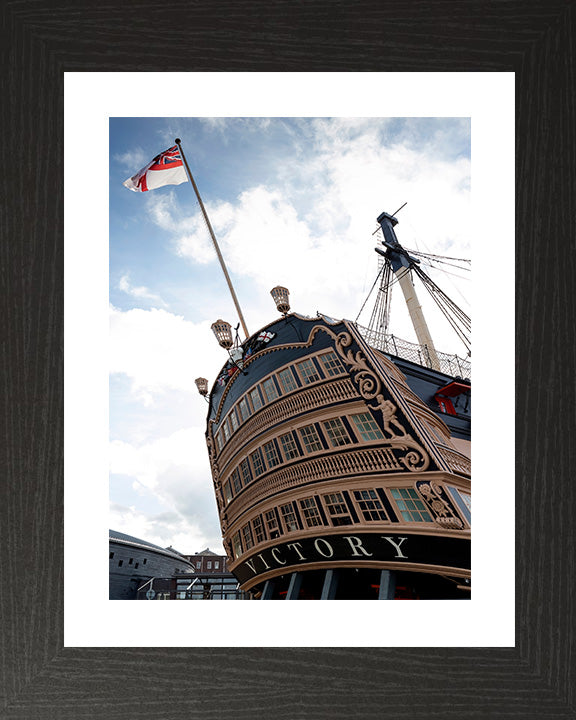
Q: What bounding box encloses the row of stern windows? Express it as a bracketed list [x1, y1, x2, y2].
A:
[223, 411, 391, 504]
[215, 351, 346, 452]
[230, 485, 471, 560]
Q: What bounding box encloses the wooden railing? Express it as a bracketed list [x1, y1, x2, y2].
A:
[225, 446, 407, 525]
[215, 376, 358, 473]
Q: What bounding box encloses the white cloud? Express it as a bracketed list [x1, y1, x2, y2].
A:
[110, 427, 224, 553]
[110, 427, 207, 489]
[109, 503, 223, 555]
[147, 192, 217, 264]
[109, 305, 225, 405]
[114, 147, 149, 171]
[118, 273, 168, 307]
[147, 120, 470, 352]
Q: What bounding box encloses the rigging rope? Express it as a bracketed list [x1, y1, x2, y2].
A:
[355, 263, 384, 322]
[412, 264, 471, 353]
[358, 230, 472, 358]
[408, 249, 471, 264]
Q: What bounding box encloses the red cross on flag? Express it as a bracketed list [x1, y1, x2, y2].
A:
[123, 145, 188, 192]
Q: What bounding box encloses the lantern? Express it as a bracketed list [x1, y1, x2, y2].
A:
[270, 286, 290, 314]
[211, 319, 233, 349]
[195, 377, 209, 396]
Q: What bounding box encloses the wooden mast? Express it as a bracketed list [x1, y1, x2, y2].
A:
[376, 211, 441, 371]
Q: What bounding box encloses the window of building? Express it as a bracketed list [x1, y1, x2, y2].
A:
[319, 351, 345, 377]
[250, 448, 266, 477]
[239, 397, 251, 422]
[240, 458, 252, 486]
[128, 558, 133, 565]
[262, 377, 279, 402]
[263, 440, 281, 468]
[280, 503, 299, 532]
[232, 532, 243, 559]
[279, 432, 300, 460]
[196, 561, 201, 568]
[215, 431, 224, 452]
[447, 486, 471, 524]
[296, 358, 321, 385]
[299, 497, 324, 527]
[249, 387, 263, 412]
[299, 424, 323, 453]
[223, 480, 233, 504]
[278, 367, 297, 393]
[353, 489, 388, 521]
[118, 560, 123, 567]
[109, 552, 114, 559]
[215, 561, 219, 569]
[351, 412, 385, 441]
[323, 417, 352, 447]
[231, 467, 243, 494]
[134, 562, 139, 569]
[229, 409, 239, 433]
[252, 515, 266, 543]
[207, 561, 212, 569]
[264, 510, 280, 539]
[390, 488, 433, 522]
[241, 523, 254, 551]
[323, 492, 353, 526]
[143, 559, 147, 565]
[222, 420, 230, 443]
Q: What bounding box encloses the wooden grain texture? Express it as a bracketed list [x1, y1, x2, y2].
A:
[1, 0, 574, 717]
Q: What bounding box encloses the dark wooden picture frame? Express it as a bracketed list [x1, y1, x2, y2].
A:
[2, 2, 574, 717]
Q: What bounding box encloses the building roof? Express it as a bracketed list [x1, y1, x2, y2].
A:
[193, 548, 221, 557]
[109, 530, 192, 564]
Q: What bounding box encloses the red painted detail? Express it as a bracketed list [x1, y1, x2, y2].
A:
[436, 396, 456, 415]
[435, 381, 470, 397]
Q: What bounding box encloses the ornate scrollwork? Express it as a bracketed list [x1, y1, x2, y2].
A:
[416, 481, 464, 529]
[206, 430, 225, 510]
[356, 371, 382, 400]
[319, 326, 431, 472]
[389, 438, 430, 472]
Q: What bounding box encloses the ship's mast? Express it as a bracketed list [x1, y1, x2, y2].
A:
[376, 211, 441, 372]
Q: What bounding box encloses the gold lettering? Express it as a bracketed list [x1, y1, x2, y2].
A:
[257, 553, 271, 570]
[286, 542, 306, 560]
[314, 538, 334, 558]
[343, 536, 373, 557]
[381, 536, 408, 559]
[271, 548, 286, 565]
[244, 559, 257, 575]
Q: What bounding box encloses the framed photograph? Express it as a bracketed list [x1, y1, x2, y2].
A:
[3, 3, 574, 717]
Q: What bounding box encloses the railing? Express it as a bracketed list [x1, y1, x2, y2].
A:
[225, 445, 416, 526]
[215, 376, 358, 473]
[355, 324, 471, 380]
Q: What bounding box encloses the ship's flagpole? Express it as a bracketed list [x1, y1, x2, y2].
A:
[175, 138, 250, 339]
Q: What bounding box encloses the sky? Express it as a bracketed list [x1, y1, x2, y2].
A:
[109, 116, 471, 557]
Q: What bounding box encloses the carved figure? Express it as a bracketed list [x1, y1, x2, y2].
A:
[375, 395, 407, 438]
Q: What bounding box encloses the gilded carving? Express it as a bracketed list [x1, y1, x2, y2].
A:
[374, 395, 407, 438]
[320, 327, 430, 472]
[209, 321, 433, 512]
[389, 440, 429, 471]
[416, 481, 464, 530]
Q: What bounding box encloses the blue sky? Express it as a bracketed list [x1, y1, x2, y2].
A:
[109, 116, 471, 554]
